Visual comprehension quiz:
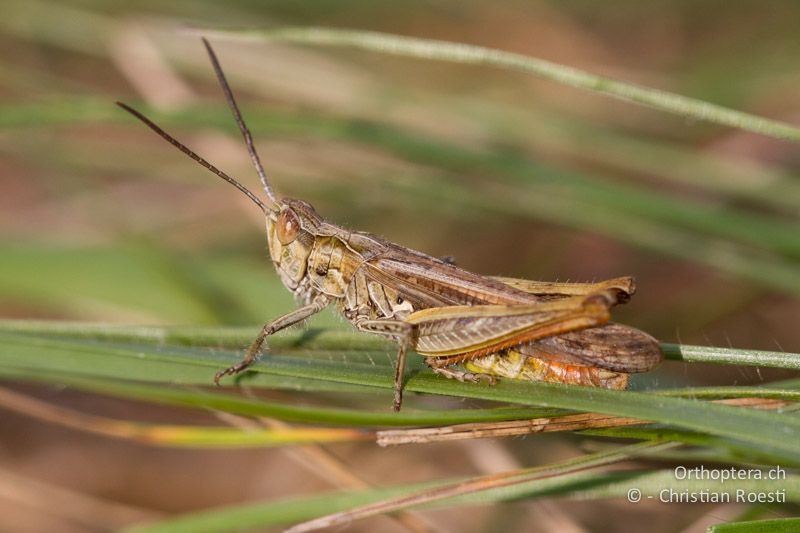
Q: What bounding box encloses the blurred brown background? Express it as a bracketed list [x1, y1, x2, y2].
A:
[1, 1, 799, 531]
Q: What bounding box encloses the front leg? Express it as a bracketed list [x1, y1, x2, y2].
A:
[354, 318, 416, 412]
[214, 295, 329, 384]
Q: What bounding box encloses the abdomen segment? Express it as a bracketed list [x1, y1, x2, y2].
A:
[464, 350, 629, 389]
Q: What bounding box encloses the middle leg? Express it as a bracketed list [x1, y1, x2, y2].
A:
[354, 318, 416, 412]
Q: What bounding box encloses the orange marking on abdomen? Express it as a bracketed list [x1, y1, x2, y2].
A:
[462, 351, 629, 390]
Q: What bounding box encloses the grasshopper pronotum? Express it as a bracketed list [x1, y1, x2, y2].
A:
[118, 38, 663, 411]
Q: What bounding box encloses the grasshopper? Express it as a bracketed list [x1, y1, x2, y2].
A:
[118, 38, 663, 411]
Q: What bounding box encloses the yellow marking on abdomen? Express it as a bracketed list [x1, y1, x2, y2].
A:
[464, 350, 629, 390]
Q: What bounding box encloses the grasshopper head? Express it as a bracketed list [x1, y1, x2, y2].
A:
[266, 198, 324, 290]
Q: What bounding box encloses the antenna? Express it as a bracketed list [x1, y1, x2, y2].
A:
[202, 37, 278, 206]
[116, 101, 268, 213]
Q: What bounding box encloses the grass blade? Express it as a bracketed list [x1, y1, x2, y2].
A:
[709, 518, 800, 533]
[2, 322, 800, 457]
[0, 387, 369, 448]
[124, 442, 672, 533]
[202, 26, 800, 143]
[282, 440, 676, 533]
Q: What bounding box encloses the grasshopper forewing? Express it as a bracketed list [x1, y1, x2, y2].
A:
[117, 38, 663, 411]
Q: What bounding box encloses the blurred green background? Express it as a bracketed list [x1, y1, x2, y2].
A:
[1, 1, 799, 531]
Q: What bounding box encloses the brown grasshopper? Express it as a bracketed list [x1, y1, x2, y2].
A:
[117, 38, 663, 411]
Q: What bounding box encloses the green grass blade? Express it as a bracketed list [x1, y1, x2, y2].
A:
[204, 26, 800, 143]
[709, 518, 800, 533]
[123, 456, 799, 533]
[1, 367, 563, 427]
[663, 343, 800, 369]
[124, 441, 665, 533]
[3, 319, 799, 371]
[122, 486, 419, 533]
[0, 387, 368, 447]
[585, 427, 800, 467]
[2, 322, 800, 457]
[281, 441, 675, 533]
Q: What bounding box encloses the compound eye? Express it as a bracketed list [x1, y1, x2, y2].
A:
[276, 209, 301, 245]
